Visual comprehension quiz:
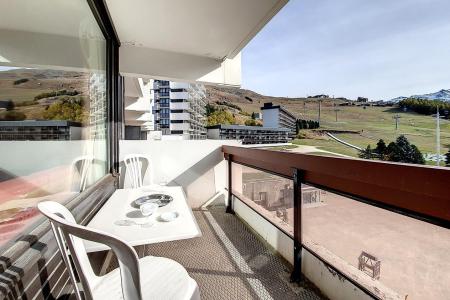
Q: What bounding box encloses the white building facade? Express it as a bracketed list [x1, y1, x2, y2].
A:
[261, 102, 297, 137]
[152, 80, 207, 140]
[123, 77, 153, 140]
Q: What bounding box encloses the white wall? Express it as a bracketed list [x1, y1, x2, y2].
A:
[207, 128, 220, 139]
[119, 140, 239, 207]
[69, 127, 82, 140]
[262, 109, 279, 128]
[119, 46, 242, 87]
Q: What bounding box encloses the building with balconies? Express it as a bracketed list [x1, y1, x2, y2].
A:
[206, 124, 290, 144]
[123, 78, 154, 140]
[0, 120, 82, 140]
[261, 102, 297, 137]
[152, 80, 207, 140]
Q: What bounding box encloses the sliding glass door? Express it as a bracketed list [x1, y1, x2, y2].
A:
[0, 0, 111, 250]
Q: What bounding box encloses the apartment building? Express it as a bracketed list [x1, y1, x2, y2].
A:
[261, 102, 297, 136]
[152, 80, 207, 140]
[88, 73, 107, 140]
[206, 124, 290, 144]
[123, 77, 153, 140]
[0, 120, 82, 140]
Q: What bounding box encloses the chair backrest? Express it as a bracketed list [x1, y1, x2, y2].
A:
[37, 201, 142, 300]
[123, 154, 149, 189]
[72, 155, 94, 192]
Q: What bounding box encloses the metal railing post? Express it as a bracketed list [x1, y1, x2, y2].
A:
[226, 154, 234, 214]
[291, 168, 303, 283]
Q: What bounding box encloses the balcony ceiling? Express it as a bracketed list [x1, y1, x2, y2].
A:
[106, 0, 287, 60]
[0, 0, 287, 86]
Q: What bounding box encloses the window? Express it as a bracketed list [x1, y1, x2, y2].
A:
[160, 108, 170, 118]
[0, 0, 108, 249]
[160, 98, 170, 107]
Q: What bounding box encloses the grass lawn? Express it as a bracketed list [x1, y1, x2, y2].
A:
[295, 105, 450, 157]
[292, 138, 360, 157]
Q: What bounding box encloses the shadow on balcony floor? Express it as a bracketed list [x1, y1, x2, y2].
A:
[104, 206, 325, 300]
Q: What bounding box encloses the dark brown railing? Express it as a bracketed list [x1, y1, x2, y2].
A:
[223, 145, 450, 225]
[222, 145, 450, 297]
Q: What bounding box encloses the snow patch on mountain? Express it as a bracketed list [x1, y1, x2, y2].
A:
[387, 89, 450, 103]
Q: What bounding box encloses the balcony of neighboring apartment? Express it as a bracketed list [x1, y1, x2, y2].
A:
[170, 82, 190, 90]
[171, 101, 191, 110]
[171, 112, 191, 121]
[170, 91, 190, 100]
[170, 122, 191, 132]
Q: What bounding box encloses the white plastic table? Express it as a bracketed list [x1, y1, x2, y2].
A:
[84, 186, 201, 253]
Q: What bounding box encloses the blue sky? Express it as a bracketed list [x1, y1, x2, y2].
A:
[242, 0, 450, 100]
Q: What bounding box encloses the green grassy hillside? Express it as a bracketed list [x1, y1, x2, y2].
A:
[206, 85, 450, 160]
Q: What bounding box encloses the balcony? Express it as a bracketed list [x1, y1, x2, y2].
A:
[1, 0, 449, 299]
[0, 138, 449, 299]
[170, 122, 191, 131]
[171, 112, 191, 121]
[170, 82, 190, 90]
[171, 101, 191, 110]
[170, 91, 190, 100]
[114, 141, 447, 300]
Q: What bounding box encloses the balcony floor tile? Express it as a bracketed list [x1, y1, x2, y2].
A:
[104, 207, 325, 300]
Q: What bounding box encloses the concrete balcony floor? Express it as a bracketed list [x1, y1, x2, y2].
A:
[101, 206, 325, 300]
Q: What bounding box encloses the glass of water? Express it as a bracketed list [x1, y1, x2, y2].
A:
[140, 203, 158, 225]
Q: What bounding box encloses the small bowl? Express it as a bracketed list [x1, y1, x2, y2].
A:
[159, 211, 179, 222]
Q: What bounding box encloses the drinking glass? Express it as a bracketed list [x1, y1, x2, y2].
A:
[140, 203, 158, 225]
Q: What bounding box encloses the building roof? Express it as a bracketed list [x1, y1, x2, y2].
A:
[0, 120, 82, 127]
[260, 102, 297, 119]
[206, 124, 290, 132]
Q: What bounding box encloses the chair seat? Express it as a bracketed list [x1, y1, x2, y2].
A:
[93, 256, 197, 300]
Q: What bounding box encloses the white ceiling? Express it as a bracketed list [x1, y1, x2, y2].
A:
[105, 0, 288, 60]
[0, 0, 287, 85]
[0, 0, 104, 39]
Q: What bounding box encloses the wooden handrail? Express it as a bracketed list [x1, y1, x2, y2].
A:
[223, 145, 450, 227]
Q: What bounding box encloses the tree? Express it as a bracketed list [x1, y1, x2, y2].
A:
[43, 98, 85, 122]
[5, 100, 15, 111]
[399, 98, 450, 117]
[410, 144, 425, 164]
[205, 103, 216, 116]
[207, 110, 235, 126]
[244, 119, 261, 126]
[386, 135, 424, 164]
[358, 145, 373, 159]
[375, 139, 387, 159]
[0, 110, 26, 121]
[251, 112, 256, 120]
[363, 136, 424, 165]
[445, 149, 450, 166]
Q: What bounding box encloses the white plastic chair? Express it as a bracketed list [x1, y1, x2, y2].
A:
[72, 155, 94, 192]
[124, 154, 150, 189]
[38, 201, 200, 300]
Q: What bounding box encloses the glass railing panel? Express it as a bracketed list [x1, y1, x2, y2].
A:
[231, 163, 294, 235]
[301, 183, 450, 300]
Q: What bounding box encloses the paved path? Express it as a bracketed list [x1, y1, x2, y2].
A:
[288, 145, 352, 158]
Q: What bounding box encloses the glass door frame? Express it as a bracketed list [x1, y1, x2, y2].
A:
[87, 0, 121, 174]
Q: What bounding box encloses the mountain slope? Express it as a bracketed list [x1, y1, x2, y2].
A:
[388, 89, 450, 103]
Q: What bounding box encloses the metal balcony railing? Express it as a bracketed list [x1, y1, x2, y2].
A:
[222, 145, 450, 299]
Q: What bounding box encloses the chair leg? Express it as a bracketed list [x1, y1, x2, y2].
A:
[100, 250, 114, 275]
